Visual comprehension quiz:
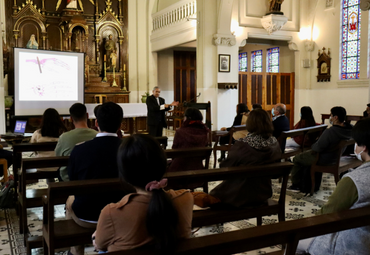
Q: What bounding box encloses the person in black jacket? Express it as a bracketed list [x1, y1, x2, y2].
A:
[66, 102, 134, 255]
[146, 86, 179, 137]
[218, 103, 250, 162]
[272, 103, 290, 152]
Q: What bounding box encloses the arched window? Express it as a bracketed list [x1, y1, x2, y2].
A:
[341, 0, 361, 79]
[267, 47, 279, 73]
[239, 52, 247, 72]
[251, 50, 263, 72]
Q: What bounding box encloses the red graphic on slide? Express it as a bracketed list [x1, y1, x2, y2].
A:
[31, 84, 45, 97]
[26, 58, 71, 70]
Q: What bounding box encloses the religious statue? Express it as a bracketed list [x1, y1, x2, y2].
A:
[55, 0, 94, 12]
[105, 34, 117, 71]
[268, 0, 284, 13]
[26, 34, 39, 49]
[110, 50, 117, 68]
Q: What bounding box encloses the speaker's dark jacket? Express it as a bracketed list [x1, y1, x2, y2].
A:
[146, 95, 171, 128]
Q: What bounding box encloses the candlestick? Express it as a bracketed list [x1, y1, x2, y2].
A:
[102, 62, 107, 82]
[112, 66, 118, 87]
[123, 64, 126, 71]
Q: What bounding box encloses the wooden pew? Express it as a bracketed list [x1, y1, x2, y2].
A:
[107, 206, 370, 255]
[212, 125, 247, 168]
[321, 113, 362, 124]
[165, 147, 213, 192]
[13, 142, 58, 201]
[42, 178, 129, 255]
[41, 162, 291, 255]
[310, 139, 362, 195]
[278, 124, 328, 159]
[166, 161, 292, 227]
[19, 156, 69, 251]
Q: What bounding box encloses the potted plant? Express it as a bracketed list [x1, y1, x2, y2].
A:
[141, 92, 150, 103]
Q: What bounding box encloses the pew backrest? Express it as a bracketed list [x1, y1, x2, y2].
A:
[165, 147, 213, 169]
[107, 206, 370, 255]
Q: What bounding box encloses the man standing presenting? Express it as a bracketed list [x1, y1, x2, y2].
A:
[55, 103, 97, 181]
[146, 86, 179, 137]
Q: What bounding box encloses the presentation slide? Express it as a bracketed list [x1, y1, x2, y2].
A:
[14, 48, 85, 116]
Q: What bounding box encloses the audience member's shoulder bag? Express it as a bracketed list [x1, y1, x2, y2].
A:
[0, 176, 15, 209]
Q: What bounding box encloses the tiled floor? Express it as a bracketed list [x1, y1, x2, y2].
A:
[0, 129, 335, 254]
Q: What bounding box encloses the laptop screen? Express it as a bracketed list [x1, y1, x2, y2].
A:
[14, 120, 27, 134]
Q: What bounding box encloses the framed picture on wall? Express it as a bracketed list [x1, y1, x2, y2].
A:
[219, 54, 230, 72]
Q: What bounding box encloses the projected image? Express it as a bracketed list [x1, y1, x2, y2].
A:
[18, 52, 78, 101]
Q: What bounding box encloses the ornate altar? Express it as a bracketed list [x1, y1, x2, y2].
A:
[5, 0, 129, 102]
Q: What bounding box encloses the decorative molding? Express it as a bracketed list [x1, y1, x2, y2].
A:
[304, 40, 315, 52]
[288, 41, 298, 51]
[360, 0, 370, 11]
[337, 79, 370, 88]
[261, 14, 288, 35]
[247, 32, 292, 41]
[213, 34, 236, 46]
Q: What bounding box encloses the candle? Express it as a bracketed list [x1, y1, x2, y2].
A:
[104, 55, 106, 62]
[124, 64, 126, 71]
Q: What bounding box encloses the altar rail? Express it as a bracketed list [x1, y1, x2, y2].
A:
[152, 0, 196, 31]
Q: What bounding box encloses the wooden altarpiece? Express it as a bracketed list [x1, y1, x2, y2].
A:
[7, 0, 129, 103]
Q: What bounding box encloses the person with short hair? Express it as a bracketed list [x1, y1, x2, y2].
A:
[295, 117, 370, 255]
[66, 102, 134, 255]
[146, 86, 179, 137]
[93, 134, 193, 253]
[289, 106, 352, 192]
[271, 103, 290, 152]
[55, 103, 98, 181]
[210, 108, 281, 207]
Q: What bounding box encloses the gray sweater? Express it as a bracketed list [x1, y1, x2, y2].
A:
[311, 123, 352, 164]
[308, 161, 370, 255]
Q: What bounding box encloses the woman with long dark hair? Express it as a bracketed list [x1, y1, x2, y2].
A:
[30, 108, 67, 166]
[286, 106, 319, 148]
[93, 135, 193, 253]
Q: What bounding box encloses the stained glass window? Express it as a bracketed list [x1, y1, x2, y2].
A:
[239, 52, 247, 72]
[341, 0, 361, 79]
[267, 47, 279, 73]
[251, 50, 263, 72]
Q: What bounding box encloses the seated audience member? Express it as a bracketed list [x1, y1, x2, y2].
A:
[55, 103, 98, 181]
[210, 108, 281, 208]
[0, 144, 13, 178]
[252, 103, 262, 110]
[363, 103, 370, 118]
[271, 103, 290, 152]
[93, 134, 193, 253]
[30, 108, 67, 171]
[286, 106, 320, 148]
[218, 103, 250, 161]
[66, 102, 134, 255]
[289, 106, 352, 192]
[92, 105, 123, 138]
[295, 118, 370, 255]
[169, 107, 209, 172]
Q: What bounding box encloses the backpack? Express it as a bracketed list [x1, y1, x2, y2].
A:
[0, 176, 16, 209]
[299, 166, 322, 194]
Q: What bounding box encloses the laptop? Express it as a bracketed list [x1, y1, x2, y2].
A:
[4, 120, 27, 137]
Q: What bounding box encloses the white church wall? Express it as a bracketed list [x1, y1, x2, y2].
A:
[157, 49, 174, 103]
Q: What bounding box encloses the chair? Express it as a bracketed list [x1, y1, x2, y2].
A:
[310, 139, 362, 195]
